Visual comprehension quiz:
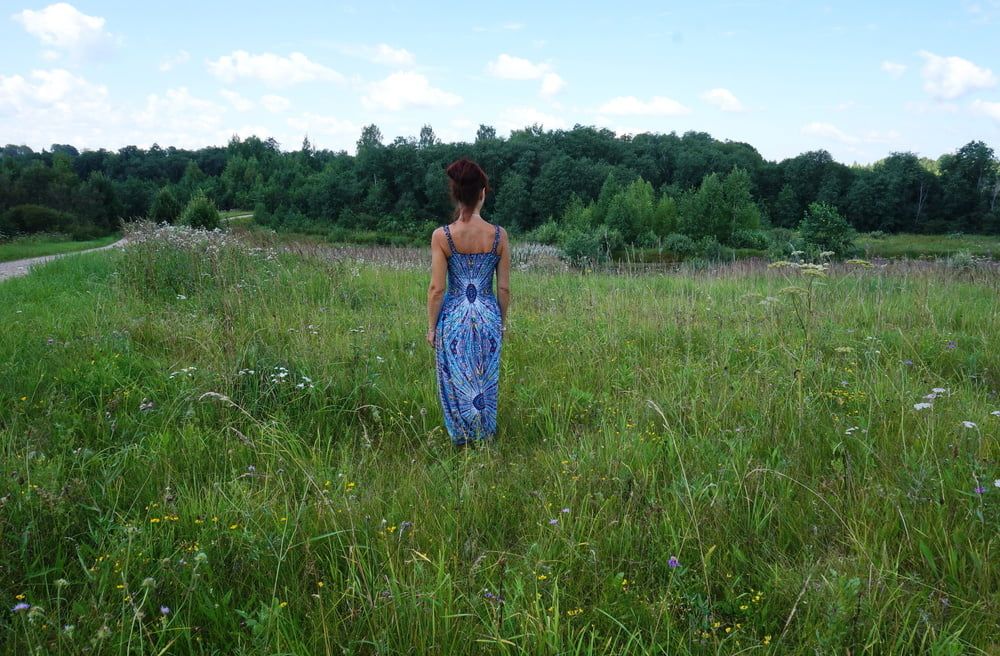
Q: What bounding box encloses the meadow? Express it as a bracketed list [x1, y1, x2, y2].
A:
[0, 233, 122, 264]
[1, 221, 997, 654]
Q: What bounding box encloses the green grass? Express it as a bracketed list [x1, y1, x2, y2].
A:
[858, 233, 1000, 259]
[0, 233, 120, 263]
[1, 226, 997, 654]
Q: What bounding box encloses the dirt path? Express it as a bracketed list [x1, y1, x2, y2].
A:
[0, 238, 129, 283]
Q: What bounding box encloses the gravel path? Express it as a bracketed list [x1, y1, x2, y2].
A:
[0, 238, 129, 283]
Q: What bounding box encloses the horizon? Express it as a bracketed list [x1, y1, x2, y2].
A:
[2, 1, 999, 165]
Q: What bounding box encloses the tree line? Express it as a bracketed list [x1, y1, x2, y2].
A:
[1, 125, 998, 246]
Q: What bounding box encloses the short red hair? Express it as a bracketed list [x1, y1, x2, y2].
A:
[446, 157, 490, 220]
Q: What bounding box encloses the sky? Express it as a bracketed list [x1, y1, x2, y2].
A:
[1, 1, 998, 164]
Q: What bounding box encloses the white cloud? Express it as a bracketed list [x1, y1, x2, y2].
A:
[597, 95, 691, 116]
[540, 73, 566, 98]
[918, 50, 996, 99]
[0, 68, 116, 148]
[880, 60, 907, 78]
[497, 106, 568, 133]
[971, 98, 1000, 121]
[361, 72, 461, 110]
[260, 94, 291, 113]
[11, 3, 112, 55]
[371, 43, 415, 66]
[287, 112, 359, 151]
[220, 89, 254, 112]
[801, 122, 859, 144]
[701, 88, 745, 112]
[487, 54, 549, 79]
[159, 50, 191, 72]
[487, 54, 566, 98]
[134, 87, 228, 148]
[207, 50, 344, 87]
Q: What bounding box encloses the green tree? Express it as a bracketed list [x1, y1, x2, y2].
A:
[179, 189, 221, 230]
[798, 201, 857, 257]
[150, 187, 182, 223]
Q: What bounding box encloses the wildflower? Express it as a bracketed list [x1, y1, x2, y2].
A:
[561, 507, 570, 514]
[194, 552, 208, 564]
[160, 606, 170, 615]
[946, 340, 957, 350]
[536, 574, 547, 581]
[668, 556, 680, 568]
[229, 524, 238, 530]
[763, 635, 772, 645]
[279, 601, 288, 608]
[317, 581, 324, 588]
[962, 421, 977, 429]
[994, 479, 1000, 488]
[548, 518, 559, 525]
[740, 604, 749, 611]
[991, 410, 1000, 417]
[913, 403, 932, 411]
[142, 578, 156, 589]
[902, 359, 913, 366]
[566, 607, 583, 616]
[931, 387, 948, 394]
[55, 579, 69, 588]
[974, 486, 986, 495]
[12, 602, 29, 612]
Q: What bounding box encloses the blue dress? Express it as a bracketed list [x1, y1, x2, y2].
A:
[435, 223, 503, 446]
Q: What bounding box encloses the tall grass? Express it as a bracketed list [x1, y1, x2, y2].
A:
[0, 233, 121, 263]
[1, 222, 997, 654]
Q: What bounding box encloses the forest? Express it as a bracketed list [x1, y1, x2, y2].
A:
[1, 124, 998, 257]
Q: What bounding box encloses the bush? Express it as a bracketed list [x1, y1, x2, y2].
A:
[798, 202, 857, 258]
[866, 230, 886, 240]
[150, 187, 182, 224]
[663, 232, 697, 258]
[730, 228, 770, 250]
[559, 227, 605, 267]
[526, 220, 562, 245]
[1, 204, 77, 236]
[695, 235, 735, 261]
[179, 191, 221, 230]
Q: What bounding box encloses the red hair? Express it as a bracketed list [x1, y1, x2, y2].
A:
[446, 157, 490, 221]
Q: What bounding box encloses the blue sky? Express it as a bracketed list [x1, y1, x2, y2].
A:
[1, 1, 998, 163]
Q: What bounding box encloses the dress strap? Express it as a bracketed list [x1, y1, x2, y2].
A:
[490, 224, 500, 255]
[442, 224, 457, 255]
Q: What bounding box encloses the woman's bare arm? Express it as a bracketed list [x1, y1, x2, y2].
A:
[496, 227, 510, 330]
[427, 228, 448, 345]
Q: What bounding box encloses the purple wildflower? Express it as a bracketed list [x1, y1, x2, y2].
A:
[561, 507, 570, 514]
[160, 606, 171, 615]
[902, 359, 913, 366]
[548, 518, 559, 525]
[12, 602, 29, 612]
[974, 486, 986, 495]
[668, 556, 680, 569]
[946, 340, 957, 350]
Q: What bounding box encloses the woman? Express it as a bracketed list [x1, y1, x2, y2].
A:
[426, 158, 510, 446]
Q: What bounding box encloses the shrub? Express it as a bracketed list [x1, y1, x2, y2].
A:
[559, 227, 605, 267]
[798, 202, 857, 258]
[663, 232, 697, 258]
[179, 191, 221, 230]
[696, 235, 734, 261]
[867, 230, 886, 240]
[730, 228, 770, 250]
[526, 220, 562, 245]
[1, 204, 77, 236]
[150, 187, 182, 224]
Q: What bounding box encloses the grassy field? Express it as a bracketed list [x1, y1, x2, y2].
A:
[1, 222, 997, 654]
[0, 233, 121, 263]
[858, 233, 1000, 259]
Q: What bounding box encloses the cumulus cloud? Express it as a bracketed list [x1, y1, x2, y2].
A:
[12, 2, 114, 57]
[597, 95, 691, 116]
[159, 50, 191, 72]
[918, 50, 996, 99]
[220, 89, 254, 112]
[701, 88, 745, 112]
[134, 87, 229, 148]
[880, 60, 907, 78]
[496, 106, 568, 133]
[207, 50, 344, 87]
[260, 94, 291, 113]
[0, 68, 116, 148]
[371, 44, 415, 66]
[801, 122, 902, 147]
[971, 98, 1000, 121]
[361, 72, 461, 110]
[486, 54, 566, 98]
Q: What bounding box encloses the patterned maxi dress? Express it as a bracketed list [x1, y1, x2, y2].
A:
[435, 223, 503, 445]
